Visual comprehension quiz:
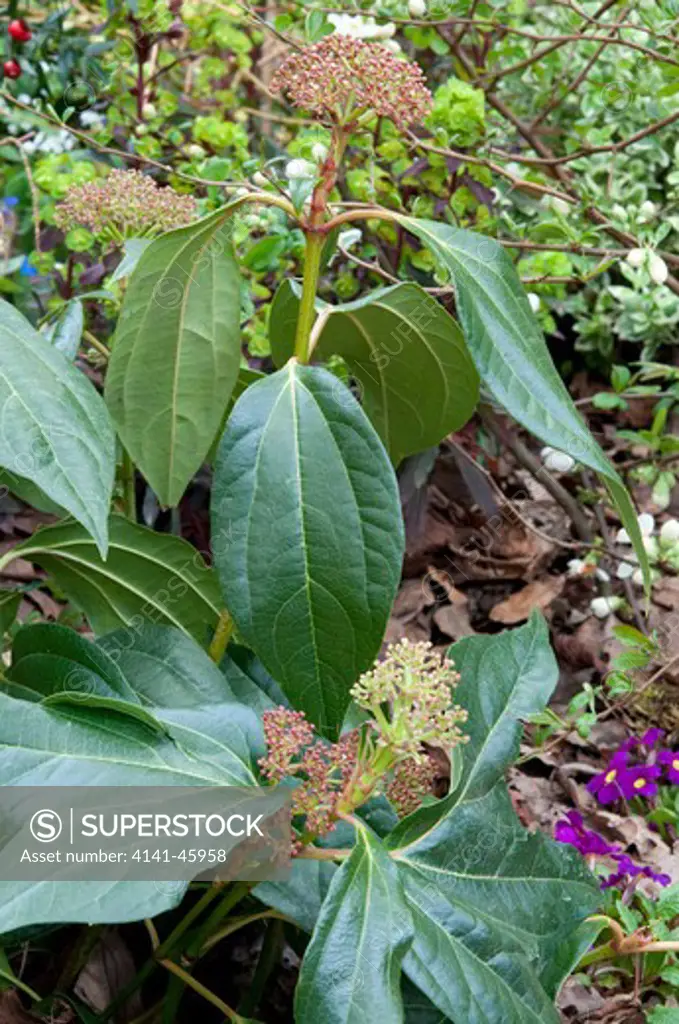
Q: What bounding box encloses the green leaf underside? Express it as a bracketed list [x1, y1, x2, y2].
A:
[271, 280, 479, 463]
[0, 298, 115, 554]
[4, 517, 222, 643]
[0, 625, 262, 932]
[105, 206, 242, 506]
[295, 826, 413, 1024]
[211, 361, 404, 738]
[255, 617, 599, 1024]
[397, 217, 649, 588]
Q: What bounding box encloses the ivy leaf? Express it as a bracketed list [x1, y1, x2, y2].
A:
[398, 217, 649, 588]
[295, 826, 413, 1024]
[211, 362, 404, 738]
[270, 280, 479, 463]
[0, 299, 114, 555]
[105, 206, 242, 506]
[386, 616, 600, 1024]
[1, 517, 222, 644]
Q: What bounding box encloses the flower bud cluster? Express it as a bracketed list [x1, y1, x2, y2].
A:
[258, 708, 360, 837]
[272, 34, 432, 131]
[351, 639, 468, 760]
[54, 169, 196, 244]
[386, 755, 435, 817]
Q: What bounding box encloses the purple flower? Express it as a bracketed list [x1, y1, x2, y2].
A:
[588, 751, 632, 804]
[602, 853, 671, 890]
[625, 763, 662, 799]
[658, 750, 679, 784]
[554, 811, 619, 857]
[641, 728, 665, 749]
[588, 752, 661, 803]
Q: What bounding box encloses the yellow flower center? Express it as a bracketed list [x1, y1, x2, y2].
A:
[673, 759, 679, 772]
[633, 778, 646, 790]
[604, 769, 617, 784]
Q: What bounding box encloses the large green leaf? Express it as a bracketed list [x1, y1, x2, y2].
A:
[385, 616, 599, 1024]
[270, 281, 479, 463]
[105, 206, 242, 506]
[0, 517, 222, 643]
[0, 299, 114, 554]
[211, 361, 404, 738]
[0, 627, 263, 933]
[98, 622, 237, 707]
[397, 217, 648, 585]
[295, 825, 413, 1024]
[43, 299, 83, 361]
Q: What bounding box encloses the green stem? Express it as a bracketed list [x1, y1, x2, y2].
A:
[208, 609, 234, 663]
[238, 918, 284, 1018]
[159, 959, 245, 1023]
[120, 447, 137, 521]
[100, 884, 224, 1021]
[293, 232, 325, 364]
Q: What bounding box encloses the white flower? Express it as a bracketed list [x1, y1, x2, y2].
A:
[638, 512, 655, 536]
[618, 513, 655, 544]
[311, 142, 328, 163]
[540, 446, 575, 473]
[639, 200, 657, 222]
[329, 13, 396, 41]
[590, 596, 623, 619]
[337, 228, 362, 251]
[550, 197, 570, 216]
[616, 561, 635, 580]
[186, 143, 205, 159]
[409, 0, 427, 15]
[382, 39, 402, 53]
[527, 292, 540, 313]
[252, 171, 269, 188]
[626, 247, 646, 268]
[649, 253, 668, 285]
[80, 110, 105, 129]
[567, 558, 586, 577]
[632, 568, 645, 587]
[596, 568, 611, 583]
[285, 159, 316, 180]
[660, 518, 679, 545]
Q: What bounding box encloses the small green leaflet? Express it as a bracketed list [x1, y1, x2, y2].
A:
[105, 205, 243, 507]
[396, 217, 649, 588]
[0, 298, 115, 555]
[211, 361, 404, 738]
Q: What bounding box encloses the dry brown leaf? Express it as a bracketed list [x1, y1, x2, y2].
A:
[489, 577, 564, 624]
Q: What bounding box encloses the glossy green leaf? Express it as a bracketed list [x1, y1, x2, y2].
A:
[398, 217, 648, 586]
[211, 361, 404, 737]
[44, 299, 84, 361]
[295, 826, 413, 1024]
[98, 622, 237, 707]
[270, 281, 479, 463]
[386, 617, 599, 1024]
[0, 644, 262, 932]
[105, 206, 242, 506]
[0, 517, 222, 643]
[5, 623, 166, 732]
[0, 298, 115, 554]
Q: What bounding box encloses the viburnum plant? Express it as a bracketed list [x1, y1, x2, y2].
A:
[0, 34, 656, 1024]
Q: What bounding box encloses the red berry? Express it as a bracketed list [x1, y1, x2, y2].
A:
[3, 59, 21, 79]
[7, 19, 31, 43]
